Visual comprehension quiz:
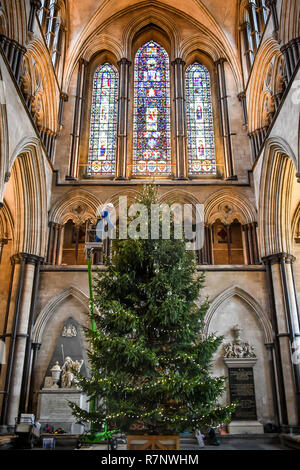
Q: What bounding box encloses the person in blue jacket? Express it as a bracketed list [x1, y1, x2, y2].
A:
[95, 203, 116, 242]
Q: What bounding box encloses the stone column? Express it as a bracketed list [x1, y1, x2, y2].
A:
[67, 58, 88, 180]
[18, 258, 42, 414]
[197, 225, 211, 265]
[0, 237, 8, 264]
[215, 59, 237, 180]
[238, 91, 248, 127]
[266, 0, 279, 33]
[46, 222, 63, 265]
[58, 92, 68, 127]
[0, 254, 42, 430]
[265, 343, 280, 427]
[46, 221, 55, 264]
[242, 224, 251, 264]
[281, 37, 300, 83]
[240, 22, 254, 72]
[172, 58, 187, 179]
[199, 225, 213, 265]
[0, 35, 26, 83]
[45, 0, 61, 52]
[40, 128, 57, 161]
[251, 222, 260, 264]
[262, 253, 300, 426]
[27, 343, 41, 413]
[246, 0, 260, 52]
[256, 0, 268, 33]
[56, 224, 64, 265]
[28, 0, 42, 33]
[0, 258, 15, 378]
[242, 222, 260, 265]
[116, 58, 131, 180]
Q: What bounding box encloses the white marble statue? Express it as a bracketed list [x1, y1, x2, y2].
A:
[61, 356, 84, 388]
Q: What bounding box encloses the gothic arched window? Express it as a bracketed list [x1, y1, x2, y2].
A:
[185, 63, 216, 176]
[88, 63, 118, 176]
[133, 41, 171, 176]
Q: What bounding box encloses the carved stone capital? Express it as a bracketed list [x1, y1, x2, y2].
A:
[171, 58, 186, 67]
[60, 92, 68, 102]
[11, 252, 44, 266]
[117, 57, 132, 67]
[262, 252, 296, 265]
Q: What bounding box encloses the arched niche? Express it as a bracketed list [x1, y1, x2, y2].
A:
[204, 286, 274, 424]
[32, 286, 92, 409]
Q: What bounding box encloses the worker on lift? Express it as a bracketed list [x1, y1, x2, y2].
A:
[95, 203, 116, 242]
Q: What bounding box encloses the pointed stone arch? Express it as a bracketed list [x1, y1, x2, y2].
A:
[122, 7, 179, 59]
[0, 67, 9, 203]
[159, 189, 202, 221]
[259, 137, 297, 257]
[203, 285, 273, 343]
[23, 37, 59, 132]
[279, 0, 300, 44]
[64, 1, 242, 92]
[8, 137, 48, 257]
[247, 38, 284, 133]
[204, 189, 257, 225]
[49, 189, 102, 225]
[180, 35, 221, 63]
[103, 189, 141, 220]
[32, 286, 91, 344]
[292, 203, 300, 238]
[84, 35, 123, 62]
[0, 0, 27, 45]
[0, 200, 14, 241]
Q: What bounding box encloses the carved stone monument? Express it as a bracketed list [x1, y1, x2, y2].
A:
[37, 318, 89, 434]
[223, 325, 264, 434]
[37, 356, 89, 434]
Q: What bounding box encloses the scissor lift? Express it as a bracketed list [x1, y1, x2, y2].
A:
[84, 219, 103, 428]
[84, 219, 103, 259]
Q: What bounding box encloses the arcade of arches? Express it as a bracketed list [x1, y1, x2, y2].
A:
[0, 0, 300, 433]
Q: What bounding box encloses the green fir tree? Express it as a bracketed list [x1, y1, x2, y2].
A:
[70, 185, 235, 434]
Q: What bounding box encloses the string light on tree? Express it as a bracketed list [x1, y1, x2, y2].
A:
[70, 185, 235, 434]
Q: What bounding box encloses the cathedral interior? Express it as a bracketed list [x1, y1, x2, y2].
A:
[0, 0, 300, 438]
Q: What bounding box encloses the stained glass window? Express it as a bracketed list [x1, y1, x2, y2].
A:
[186, 63, 216, 175]
[133, 41, 171, 176]
[87, 63, 118, 176]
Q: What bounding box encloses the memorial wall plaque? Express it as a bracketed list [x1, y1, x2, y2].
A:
[228, 367, 257, 420]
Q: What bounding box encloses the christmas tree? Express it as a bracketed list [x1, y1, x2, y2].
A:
[70, 185, 235, 434]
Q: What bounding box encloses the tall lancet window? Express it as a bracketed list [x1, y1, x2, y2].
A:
[133, 41, 171, 176]
[186, 63, 216, 175]
[88, 63, 118, 176]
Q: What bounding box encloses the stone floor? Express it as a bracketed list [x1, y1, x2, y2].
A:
[0, 433, 294, 451]
[77, 436, 290, 451]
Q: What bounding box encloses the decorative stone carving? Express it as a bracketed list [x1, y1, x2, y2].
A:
[62, 323, 77, 337]
[50, 361, 61, 389]
[264, 62, 273, 89]
[61, 356, 84, 389]
[209, 202, 243, 226]
[223, 324, 256, 358]
[262, 91, 275, 126]
[44, 376, 54, 389]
